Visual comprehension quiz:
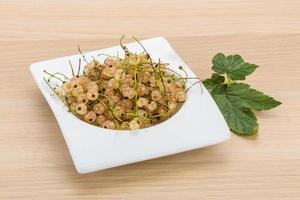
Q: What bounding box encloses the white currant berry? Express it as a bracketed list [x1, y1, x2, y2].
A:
[107, 78, 119, 89]
[87, 89, 98, 101]
[83, 111, 97, 123]
[72, 86, 84, 97]
[129, 118, 140, 130]
[120, 122, 129, 129]
[93, 103, 106, 115]
[168, 102, 177, 111]
[175, 80, 184, 88]
[62, 81, 72, 93]
[102, 120, 116, 129]
[175, 90, 186, 102]
[55, 87, 65, 96]
[77, 94, 88, 104]
[76, 103, 87, 115]
[137, 109, 147, 118]
[96, 115, 106, 125]
[113, 69, 123, 80]
[87, 81, 98, 91]
[151, 90, 162, 101]
[147, 101, 157, 111]
[137, 97, 149, 108]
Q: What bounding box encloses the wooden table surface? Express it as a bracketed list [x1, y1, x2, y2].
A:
[1, 0, 300, 199]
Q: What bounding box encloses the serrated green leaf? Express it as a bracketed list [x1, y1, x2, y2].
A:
[240, 107, 257, 120]
[212, 93, 259, 135]
[202, 73, 225, 92]
[212, 53, 228, 74]
[211, 53, 257, 80]
[225, 83, 281, 111]
[205, 52, 281, 135]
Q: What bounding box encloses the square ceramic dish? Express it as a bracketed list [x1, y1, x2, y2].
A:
[30, 37, 230, 174]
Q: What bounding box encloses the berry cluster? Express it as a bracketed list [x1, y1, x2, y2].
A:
[44, 36, 196, 130]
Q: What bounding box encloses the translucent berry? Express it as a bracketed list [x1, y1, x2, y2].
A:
[123, 74, 134, 85]
[104, 88, 114, 97]
[114, 105, 125, 118]
[129, 118, 140, 130]
[149, 76, 156, 87]
[71, 79, 81, 89]
[137, 97, 149, 108]
[93, 103, 106, 115]
[76, 103, 87, 115]
[110, 95, 120, 104]
[175, 80, 184, 88]
[107, 78, 119, 89]
[118, 99, 133, 111]
[147, 101, 157, 111]
[175, 90, 186, 102]
[140, 71, 151, 83]
[102, 64, 116, 78]
[122, 86, 135, 99]
[96, 115, 106, 125]
[137, 109, 147, 118]
[70, 103, 77, 111]
[87, 89, 98, 101]
[158, 106, 168, 116]
[55, 87, 65, 96]
[113, 69, 123, 80]
[102, 120, 116, 129]
[168, 102, 177, 111]
[78, 76, 89, 87]
[120, 122, 129, 129]
[77, 94, 88, 104]
[137, 83, 149, 96]
[67, 96, 77, 104]
[72, 86, 84, 97]
[87, 81, 98, 91]
[83, 111, 97, 123]
[151, 90, 162, 101]
[62, 81, 72, 93]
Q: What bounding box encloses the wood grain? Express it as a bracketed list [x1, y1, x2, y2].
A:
[0, 0, 300, 199]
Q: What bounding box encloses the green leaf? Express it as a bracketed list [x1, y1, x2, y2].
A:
[212, 93, 259, 135]
[211, 53, 257, 80]
[202, 73, 225, 92]
[225, 83, 282, 111]
[207, 82, 281, 134]
[205, 52, 281, 135]
[212, 53, 228, 74]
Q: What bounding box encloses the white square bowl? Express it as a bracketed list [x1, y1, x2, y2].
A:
[30, 37, 230, 174]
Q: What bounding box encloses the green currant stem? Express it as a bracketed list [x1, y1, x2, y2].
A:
[78, 45, 89, 64]
[68, 60, 75, 76]
[132, 36, 154, 68]
[185, 80, 203, 93]
[98, 93, 123, 123]
[152, 100, 169, 111]
[77, 58, 81, 76]
[155, 60, 168, 104]
[97, 53, 121, 60]
[43, 77, 69, 110]
[165, 68, 187, 85]
[178, 66, 188, 84]
[165, 68, 183, 78]
[52, 72, 70, 80]
[134, 61, 139, 115]
[92, 56, 97, 63]
[120, 35, 130, 56]
[43, 70, 65, 82]
[226, 73, 233, 85]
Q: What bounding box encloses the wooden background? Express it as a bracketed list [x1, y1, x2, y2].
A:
[0, 0, 299, 199]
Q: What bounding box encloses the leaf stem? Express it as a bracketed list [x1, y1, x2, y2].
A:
[226, 73, 233, 85]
